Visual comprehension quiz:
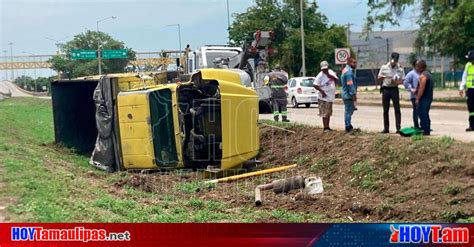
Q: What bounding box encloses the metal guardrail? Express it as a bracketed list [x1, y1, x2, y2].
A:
[0, 89, 12, 98]
[0, 51, 181, 70]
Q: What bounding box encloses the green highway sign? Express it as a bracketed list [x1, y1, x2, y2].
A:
[102, 49, 128, 59]
[70, 50, 97, 60]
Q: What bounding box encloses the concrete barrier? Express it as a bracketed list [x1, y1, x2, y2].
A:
[0, 89, 12, 100]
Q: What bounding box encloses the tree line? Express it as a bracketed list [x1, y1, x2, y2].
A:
[14, 76, 55, 93]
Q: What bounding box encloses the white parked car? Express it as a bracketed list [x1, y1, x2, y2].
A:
[286, 77, 318, 108]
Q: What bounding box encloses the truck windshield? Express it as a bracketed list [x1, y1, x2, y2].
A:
[300, 78, 315, 87]
[149, 89, 178, 166]
[205, 51, 239, 68]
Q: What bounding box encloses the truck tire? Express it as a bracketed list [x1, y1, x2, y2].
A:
[259, 100, 272, 114]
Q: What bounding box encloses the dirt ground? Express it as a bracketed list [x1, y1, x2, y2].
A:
[115, 124, 474, 222]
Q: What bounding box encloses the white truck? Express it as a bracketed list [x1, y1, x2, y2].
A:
[184, 31, 276, 112]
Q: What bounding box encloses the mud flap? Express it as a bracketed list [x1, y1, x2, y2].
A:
[90, 76, 119, 172]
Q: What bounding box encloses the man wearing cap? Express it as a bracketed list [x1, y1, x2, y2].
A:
[314, 61, 338, 132]
[459, 50, 474, 132]
[378, 52, 405, 133]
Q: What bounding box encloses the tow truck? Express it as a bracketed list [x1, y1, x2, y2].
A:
[184, 30, 277, 112]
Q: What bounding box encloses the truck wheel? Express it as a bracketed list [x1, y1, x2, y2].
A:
[259, 100, 272, 114]
[292, 97, 299, 108]
[305, 103, 311, 108]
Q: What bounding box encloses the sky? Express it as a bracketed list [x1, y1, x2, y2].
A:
[0, 0, 418, 78]
[0, 0, 418, 55]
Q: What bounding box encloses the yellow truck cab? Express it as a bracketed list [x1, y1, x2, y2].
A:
[117, 69, 259, 171]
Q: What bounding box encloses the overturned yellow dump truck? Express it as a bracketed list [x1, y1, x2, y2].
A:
[51, 69, 259, 172]
[118, 69, 259, 171]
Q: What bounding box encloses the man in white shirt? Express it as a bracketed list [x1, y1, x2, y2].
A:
[314, 61, 338, 132]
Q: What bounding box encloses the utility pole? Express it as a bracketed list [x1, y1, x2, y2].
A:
[96, 16, 117, 75]
[167, 24, 182, 53]
[96, 21, 102, 75]
[8, 42, 14, 80]
[346, 23, 354, 46]
[227, 0, 231, 44]
[300, 0, 306, 76]
[386, 38, 390, 61]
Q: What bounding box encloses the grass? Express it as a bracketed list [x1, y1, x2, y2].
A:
[2, 97, 469, 223]
[441, 210, 470, 222]
[310, 157, 338, 175]
[438, 135, 454, 148]
[258, 119, 308, 129]
[0, 97, 329, 223]
[176, 181, 206, 194]
[351, 161, 379, 191]
[293, 154, 312, 166]
[270, 209, 305, 223]
[442, 185, 462, 196]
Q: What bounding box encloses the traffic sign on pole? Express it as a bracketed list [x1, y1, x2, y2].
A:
[102, 49, 128, 59]
[335, 48, 350, 65]
[70, 50, 97, 60]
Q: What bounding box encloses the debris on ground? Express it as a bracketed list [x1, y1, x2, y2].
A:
[115, 124, 474, 222]
[255, 176, 323, 206]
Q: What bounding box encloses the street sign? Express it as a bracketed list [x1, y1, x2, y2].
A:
[335, 48, 350, 65]
[102, 49, 128, 59]
[70, 50, 97, 60]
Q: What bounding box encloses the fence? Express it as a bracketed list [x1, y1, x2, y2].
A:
[352, 69, 464, 88]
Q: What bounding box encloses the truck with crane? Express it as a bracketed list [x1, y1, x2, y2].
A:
[183, 30, 278, 112]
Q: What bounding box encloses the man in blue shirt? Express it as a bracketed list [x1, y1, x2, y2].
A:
[341, 57, 358, 132]
[403, 60, 420, 129]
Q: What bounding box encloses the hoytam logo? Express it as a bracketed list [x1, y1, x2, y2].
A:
[11, 227, 131, 242]
[390, 224, 469, 244]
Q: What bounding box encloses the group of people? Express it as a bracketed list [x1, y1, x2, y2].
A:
[311, 57, 360, 133]
[267, 50, 474, 136]
[377, 52, 434, 135]
[313, 53, 434, 135]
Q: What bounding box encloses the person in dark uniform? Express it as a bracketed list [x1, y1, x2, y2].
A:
[415, 60, 434, 136]
[265, 68, 289, 122]
[459, 50, 474, 132]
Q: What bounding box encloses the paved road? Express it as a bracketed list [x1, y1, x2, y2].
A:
[260, 102, 474, 142]
[0, 80, 31, 97]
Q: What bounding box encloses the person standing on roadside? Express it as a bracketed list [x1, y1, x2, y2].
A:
[265, 65, 290, 122]
[403, 59, 420, 129]
[415, 60, 434, 136]
[341, 57, 358, 133]
[314, 61, 338, 132]
[459, 50, 474, 132]
[378, 52, 405, 134]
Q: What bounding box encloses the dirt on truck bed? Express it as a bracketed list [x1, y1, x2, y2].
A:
[116, 123, 474, 222]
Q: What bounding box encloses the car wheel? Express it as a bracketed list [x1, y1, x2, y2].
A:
[305, 103, 311, 108]
[292, 97, 299, 108]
